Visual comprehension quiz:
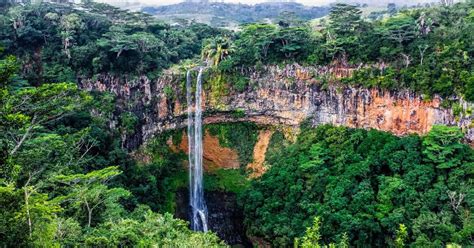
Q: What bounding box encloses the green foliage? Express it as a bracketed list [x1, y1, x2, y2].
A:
[210, 2, 474, 99]
[296, 217, 322, 248]
[294, 216, 349, 248]
[224, 23, 314, 66]
[1, 1, 473, 247]
[0, 184, 60, 247]
[395, 224, 408, 248]
[161, 170, 188, 213]
[145, 2, 329, 28]
[121, 131, 187, 212]
[325, 4, 364, 60]
[265, 130, 290, 162]
[242, 125, 473, 247]
[54, 166, 131, 227]
[163, 85, 174, 99]
[204, 169, 250, 194]
[3, 1, 473, 99]
[230, 109, 246, 118]
[0, 55, 18, 87]
[0, 73, 90, 183]
[84, 206, 226, 247]
[422, 125, 465, 169]
[119, 111, 139, 135]
[202, 36, 233, 66]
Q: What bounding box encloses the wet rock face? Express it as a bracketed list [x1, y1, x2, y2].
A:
[79, 64, 474, 149]
[175, 189, 252, 247]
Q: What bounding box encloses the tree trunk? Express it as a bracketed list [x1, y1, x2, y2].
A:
[23, 174, 33, 238]
[85, 200, 92, 228]
[10, 114, 37, 155]
[401, 53, 411, 68]
[24, 188, 32, 238]
[116, 49, 123, 58]
[418, 46, 428, 66]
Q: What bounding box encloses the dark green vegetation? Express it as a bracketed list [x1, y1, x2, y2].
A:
[205, 2, 474, 100]
[241, 124, 473, 247]
[204, 169, 250, 195]
[142, 2, 329, 28]
[0, 47, 224, 247]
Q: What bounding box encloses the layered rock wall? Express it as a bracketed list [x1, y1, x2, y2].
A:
[79, 64, 474, 149]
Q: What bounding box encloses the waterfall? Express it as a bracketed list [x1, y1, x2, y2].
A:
[186, 68, 209, 232]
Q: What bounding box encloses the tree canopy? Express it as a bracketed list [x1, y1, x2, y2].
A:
[241, 125, 473, 247]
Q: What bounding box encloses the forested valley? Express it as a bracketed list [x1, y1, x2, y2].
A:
[0, 0, 472, 247]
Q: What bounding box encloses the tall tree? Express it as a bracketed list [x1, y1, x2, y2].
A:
[54, 166, 130, 228]
[325, 4, 364, 61]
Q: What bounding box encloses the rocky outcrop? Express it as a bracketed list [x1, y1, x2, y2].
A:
[79, 64, 474, 150]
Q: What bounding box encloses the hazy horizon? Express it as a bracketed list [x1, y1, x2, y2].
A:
[96, 0, 437, 7]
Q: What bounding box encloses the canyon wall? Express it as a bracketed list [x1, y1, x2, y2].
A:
[79, 64, 474, 151]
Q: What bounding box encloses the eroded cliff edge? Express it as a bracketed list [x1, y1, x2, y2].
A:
[79, 64, 474, 150]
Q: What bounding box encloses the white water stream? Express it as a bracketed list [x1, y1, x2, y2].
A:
[186, 68, 209, 232]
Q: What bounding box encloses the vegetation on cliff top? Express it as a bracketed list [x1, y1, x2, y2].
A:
[142, 2, 330, 28]
[1, 1, 473, 101]
[0, 1, 227, 81]
[204, 2, 473, 100]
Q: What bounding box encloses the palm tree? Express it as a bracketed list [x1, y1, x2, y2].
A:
[201, 36, 233, 67]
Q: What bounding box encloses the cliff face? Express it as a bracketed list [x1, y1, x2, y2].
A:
[79, 64, 474, 151]
[167, 131, 240, 170]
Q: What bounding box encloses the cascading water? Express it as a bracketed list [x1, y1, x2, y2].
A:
[186, 68, 209, 232]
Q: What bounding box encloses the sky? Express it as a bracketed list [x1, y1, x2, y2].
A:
[97, 0, 435, 7]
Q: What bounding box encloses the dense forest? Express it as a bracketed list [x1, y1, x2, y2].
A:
[242, 124, 473, 247]
[0, 0, 473, 247]
[0, 2, 226, 80]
